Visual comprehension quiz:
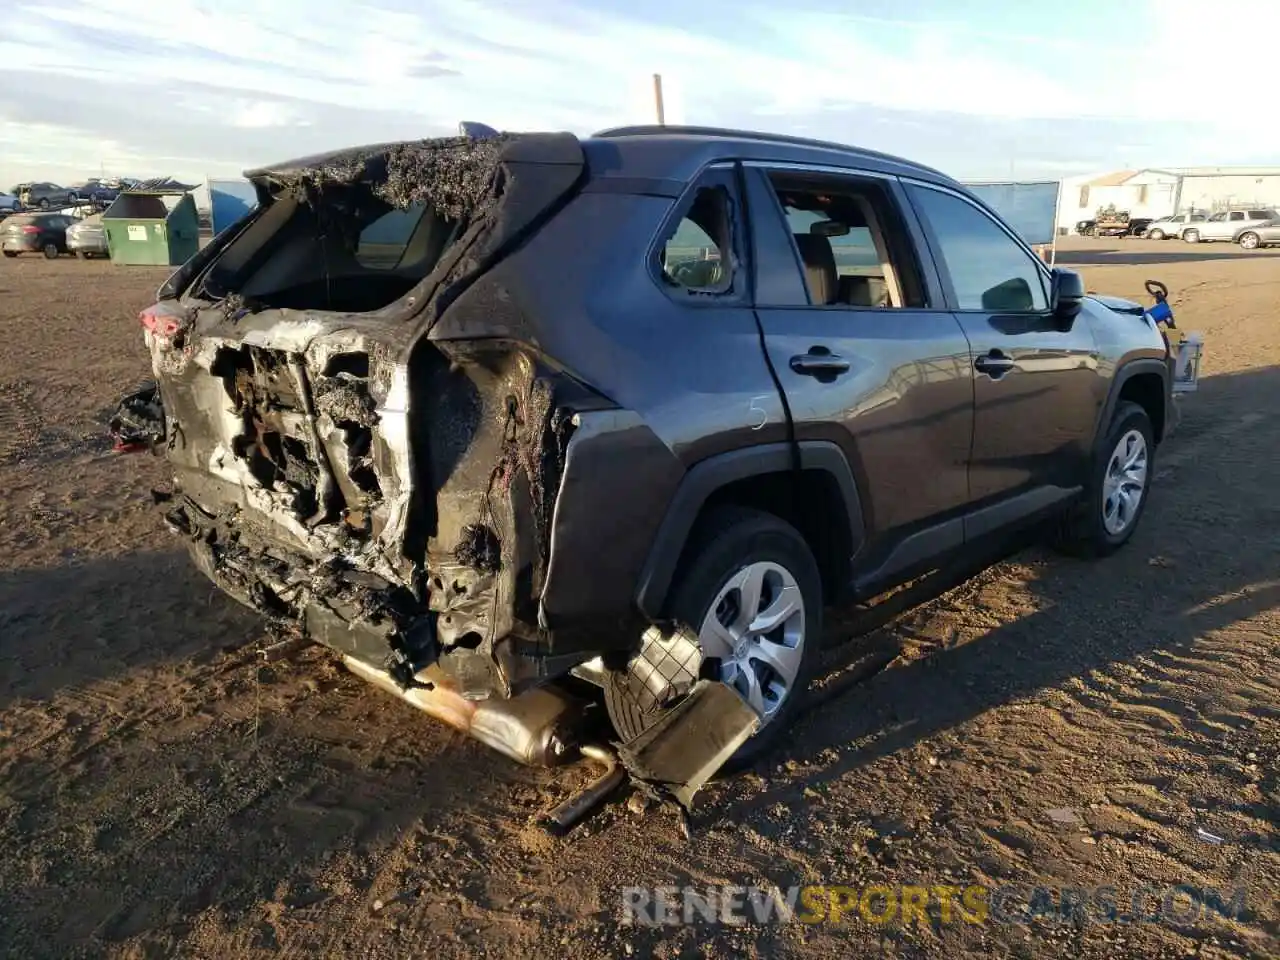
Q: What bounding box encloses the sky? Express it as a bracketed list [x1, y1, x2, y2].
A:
[1, 0, 1277, 191]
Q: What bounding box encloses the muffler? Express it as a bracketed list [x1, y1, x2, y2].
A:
[342, 656, 582, 767]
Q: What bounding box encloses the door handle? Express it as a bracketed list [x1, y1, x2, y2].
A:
[790, 347, 851, 377]
[974, 351, 1016, 378]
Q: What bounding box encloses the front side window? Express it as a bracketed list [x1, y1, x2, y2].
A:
[908, 185, 1048, 313]
[1208, 213, 1227, 222]
[659, 186, 733, 293]
[1229, 211, 1246, 221]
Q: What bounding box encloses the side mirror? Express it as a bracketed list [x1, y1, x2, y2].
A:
[1050, 267, 1085, 326]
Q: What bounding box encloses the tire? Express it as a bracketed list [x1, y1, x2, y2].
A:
[42, 243, 59, 259]
[1054, 401, 1155, 558]
[2, 250, 18, 258]
[1238, 231, 1260, 250]
[1183, 229, 1200, 243]
[604, 506, 823, 766]
[1148, 229, 1166, 241]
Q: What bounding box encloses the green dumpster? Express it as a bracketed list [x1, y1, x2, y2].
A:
[103, 186, 200, 265]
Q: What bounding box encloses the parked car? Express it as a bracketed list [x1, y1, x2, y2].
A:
[111, 126, 1173, 777]
[1182, 208, 1280, 243]
[1, 212, 72, 257]
[66, 213, 110, 258]
[1144, 212, 1206, 240]
[0, 191, 20, 216]
[67, 179, 120, 204]
[1127, 217, 1153, 238]
[15, 182, 75, 210]
[1074, 218, 1096, 236]
[1234, 219, 1280, 250]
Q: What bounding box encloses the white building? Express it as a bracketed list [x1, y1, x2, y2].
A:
[1055, 167, 1280, 232]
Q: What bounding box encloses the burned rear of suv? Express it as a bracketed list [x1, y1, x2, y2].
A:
[116, 133, 613, 715]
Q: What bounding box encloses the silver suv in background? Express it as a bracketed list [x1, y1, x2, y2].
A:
[1183, 209, 1280, 243]
[1234, 218, 1280, 250]
[1145, 211, 1205, 240]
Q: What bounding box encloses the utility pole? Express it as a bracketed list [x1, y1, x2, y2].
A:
[653, 73, 666, 126]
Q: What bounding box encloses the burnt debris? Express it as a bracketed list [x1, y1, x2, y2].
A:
[109, 381, 165, 452]
[253, 135, 512, 217]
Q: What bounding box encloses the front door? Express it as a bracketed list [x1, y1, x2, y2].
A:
[744, 166, 974, 561]
[904, 182, 1102, 510]
[1198, 211, 1238, 240]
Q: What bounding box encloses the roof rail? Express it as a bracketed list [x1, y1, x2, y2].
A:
[590, 124, 935, 173]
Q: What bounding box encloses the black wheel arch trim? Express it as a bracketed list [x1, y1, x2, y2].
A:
[634, 440, 865, 620]
[1095, 357, 1171, 446]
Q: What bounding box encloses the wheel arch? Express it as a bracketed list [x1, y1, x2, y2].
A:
[634, 441, 865, 619]
[1096, 358, 1170, 447]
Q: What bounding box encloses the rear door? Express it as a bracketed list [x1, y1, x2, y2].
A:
[904, 181, 1101, 516]
[744, 164, 975, 575]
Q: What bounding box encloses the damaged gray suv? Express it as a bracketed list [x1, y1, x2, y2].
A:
[114, 125, 1172, 797]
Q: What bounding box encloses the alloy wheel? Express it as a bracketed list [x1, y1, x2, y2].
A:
[1102, 429, 1148, 536]
[697, 561, 805, 722]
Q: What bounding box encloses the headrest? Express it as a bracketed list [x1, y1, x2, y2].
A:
[793, 233, 837, 305]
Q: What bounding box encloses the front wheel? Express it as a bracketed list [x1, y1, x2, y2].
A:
[1054, 401, 1154, 557]
[2, 250, 18, 258]
[604, 506, 822, 766]
[1148, 228, 1166, 241]
[1238, 231, 1261, 250]
[42, 243, 59, 259]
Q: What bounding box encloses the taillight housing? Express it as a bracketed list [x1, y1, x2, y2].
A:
[139, 303, 188, 339]
[20, 225, 38, 234]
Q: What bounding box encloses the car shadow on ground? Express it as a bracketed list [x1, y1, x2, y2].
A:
[1056, 245, 1280, 266]
[724, 362, 1280, 819]
[0, 549, 264, 711]
[0, 549, 539, 956]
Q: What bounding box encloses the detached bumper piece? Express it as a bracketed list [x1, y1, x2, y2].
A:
[616, 679, 761, 813]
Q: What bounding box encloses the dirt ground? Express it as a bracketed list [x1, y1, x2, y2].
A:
[0, 237, 1276, 959]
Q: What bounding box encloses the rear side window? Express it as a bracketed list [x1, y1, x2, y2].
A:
[908, 185, 1048, 312]
[658, 186, 733, 293]
[766, 174, 926, 309]
[1229, 211, 1246, 221]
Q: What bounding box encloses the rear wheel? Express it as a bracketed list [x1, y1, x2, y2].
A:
[604, 506, 822, 765]
[1238, 231, 1261, 250]
[1183, 228, 1200, 243]
[42, 243, 59, 259]
[1055, 401, 1154, 557]
[75, 251, 88, 260]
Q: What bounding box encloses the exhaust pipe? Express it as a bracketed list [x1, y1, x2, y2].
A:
[342, 656, 582, 767]
[540, 744, 626, 834]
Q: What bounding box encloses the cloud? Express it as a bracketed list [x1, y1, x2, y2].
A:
[0, 0, 1275, 188]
